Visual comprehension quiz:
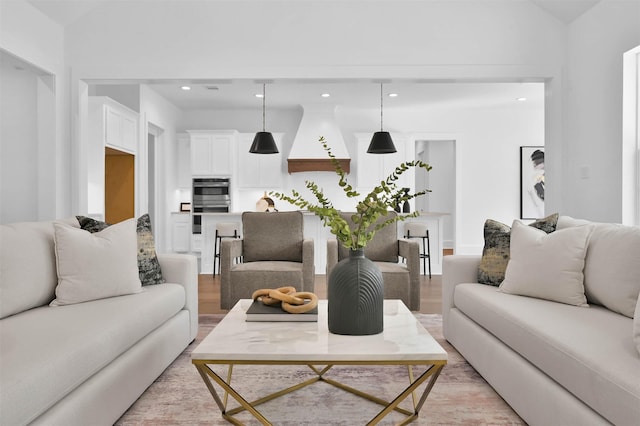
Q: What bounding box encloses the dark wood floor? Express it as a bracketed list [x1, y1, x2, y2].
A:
[198, 272, 443, 315]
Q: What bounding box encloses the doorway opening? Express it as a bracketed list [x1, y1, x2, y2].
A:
[415, 139, 456, 250]
[105, 147, 135, 223]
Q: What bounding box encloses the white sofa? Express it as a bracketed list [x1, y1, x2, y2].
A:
[0, 218, 198, 425]
[443, 216, 640, 425]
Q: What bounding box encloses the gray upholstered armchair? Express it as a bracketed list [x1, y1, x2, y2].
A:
[326, 211, 421, 311]
[220, 211, 314, 310]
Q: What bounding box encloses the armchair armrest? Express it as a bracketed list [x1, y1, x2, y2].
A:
[399, 239, 420, 310]
[326, 238, 338, 276]
[442, 255, 481, 339]
[157, 253, 198, 341]
[220, 239, 243, 309]
[302, 238, 315, 292]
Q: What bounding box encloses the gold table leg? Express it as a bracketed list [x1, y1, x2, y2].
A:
[193, 361, 445, 425]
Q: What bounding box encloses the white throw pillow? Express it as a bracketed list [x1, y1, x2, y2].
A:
[499, 220, 592, 306]
[558, 216, 640, 318]
[51, 218, 142, 306]
[634, 296, 640, 356]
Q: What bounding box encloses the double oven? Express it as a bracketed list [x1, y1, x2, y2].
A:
[192, 177, 230, 234]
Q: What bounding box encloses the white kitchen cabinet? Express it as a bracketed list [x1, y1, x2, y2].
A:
[188, 130, 236, 176]
[237, 133, 283, 188]
[177, 133, 191, 188]
[90, 96, 138, 154]
[171, 212, 190, 252]
[356, 133, 410, 190]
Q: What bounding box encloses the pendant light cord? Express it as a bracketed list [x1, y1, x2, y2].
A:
[262, 84, 266, 132]
[380, 83, 384, 132]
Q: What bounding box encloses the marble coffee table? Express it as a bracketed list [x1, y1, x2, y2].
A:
[192, 299, 447, 425]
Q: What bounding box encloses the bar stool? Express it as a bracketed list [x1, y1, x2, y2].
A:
[213, 222, 241, 276]
[404, 222, 431, 278]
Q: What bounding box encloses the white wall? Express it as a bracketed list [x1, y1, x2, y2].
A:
[564, 0, 640, 223]
[0, 0, 66, 221]
[1, 56, 38, 222]
[139, 85, 183, 252]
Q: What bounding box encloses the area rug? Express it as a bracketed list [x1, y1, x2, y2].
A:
[115, 314, 525, 425]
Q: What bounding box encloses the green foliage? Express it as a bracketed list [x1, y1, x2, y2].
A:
[270, 136, 432, 250]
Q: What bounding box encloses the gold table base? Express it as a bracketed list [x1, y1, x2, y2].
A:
[193, 360, 446, 425]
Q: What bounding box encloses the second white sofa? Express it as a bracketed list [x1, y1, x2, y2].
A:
[443, 216, 640, 425]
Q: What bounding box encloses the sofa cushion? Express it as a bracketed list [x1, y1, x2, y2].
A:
[499, 221, 591, 306]
[477, 213, 558, 286]
[0, 283, 185, 426]
[241, 211, 303, 262]
[0, 218, 79, 319]
[558, 216, 640, 318]
[454, 283, 640, 426]
[50, 219, 142, 306]
[77, 214, 165, 286]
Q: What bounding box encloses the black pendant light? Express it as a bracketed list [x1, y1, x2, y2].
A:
[249, 83, 279, 154]
[367, 83, 397, 154]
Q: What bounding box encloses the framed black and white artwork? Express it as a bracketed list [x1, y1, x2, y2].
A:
[520, 146, 545, 219]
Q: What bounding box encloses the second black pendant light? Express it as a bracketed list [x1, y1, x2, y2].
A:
[367, 83, 397, 154]
[249, 83, 279, 154]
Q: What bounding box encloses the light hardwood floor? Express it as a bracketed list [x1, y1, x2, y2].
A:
[198, 252, 451, 315]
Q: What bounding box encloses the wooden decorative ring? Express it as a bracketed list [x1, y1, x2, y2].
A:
[281, 292, 318, 314]
[252, 287, 299, 306]
[268, 289, 304, 305]
[251, 289, 271, 300]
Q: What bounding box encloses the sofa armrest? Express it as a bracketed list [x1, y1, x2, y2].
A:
[302, 238, 315, 292]
[157, 253, 199, 341]
[442, 255, 481, 339]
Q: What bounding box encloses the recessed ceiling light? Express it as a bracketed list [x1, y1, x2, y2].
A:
[255, 93, 264, 98]
[388, 93, 398, 97]
[180, 85, 191, 91]
[321, 93, 330, 98]
[516, 97, 527, 101]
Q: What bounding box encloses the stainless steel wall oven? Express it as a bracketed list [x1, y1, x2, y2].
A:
[192, 178, 230, 234]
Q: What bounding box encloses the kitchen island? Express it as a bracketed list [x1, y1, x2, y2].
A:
[188, 211, 448, 275]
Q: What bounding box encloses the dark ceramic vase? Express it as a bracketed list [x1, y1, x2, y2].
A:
[327, 248, 384, 335]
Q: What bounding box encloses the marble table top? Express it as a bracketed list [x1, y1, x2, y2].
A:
[192, 299, 447, 363]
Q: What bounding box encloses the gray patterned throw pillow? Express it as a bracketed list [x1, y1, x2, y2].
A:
[477, 213, 559, 286]
[76, 214, 165, 286]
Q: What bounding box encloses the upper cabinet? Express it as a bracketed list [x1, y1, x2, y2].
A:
[188, 130, 236, 176]
[356, 133, 410, 190]
[89, 96, 138, 155]
[237, 133, 283, 188]
[176, 133, 191, 188]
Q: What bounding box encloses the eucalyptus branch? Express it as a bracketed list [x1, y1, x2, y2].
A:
[270, 136, 432, 250]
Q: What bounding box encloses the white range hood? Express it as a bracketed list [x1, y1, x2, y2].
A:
[287, 103, 351, 173]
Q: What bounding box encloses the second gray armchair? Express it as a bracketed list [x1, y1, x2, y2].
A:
[326, 211, 421, 311]
[219, 211, 314, 310]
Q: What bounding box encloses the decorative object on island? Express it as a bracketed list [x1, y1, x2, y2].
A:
[249, 83, 279, 154]
[271, 136, 431, 335]
[255, 191, 278, 212]
[367, 83, 397, 154]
